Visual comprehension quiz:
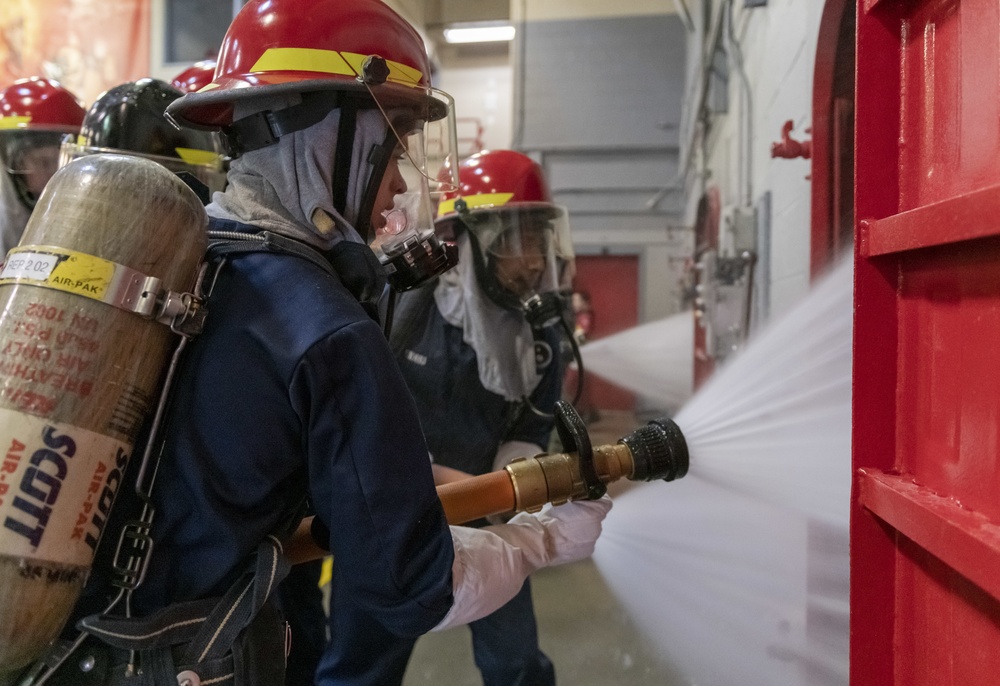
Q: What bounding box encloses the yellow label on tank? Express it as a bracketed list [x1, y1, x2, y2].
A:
[0, 247, 115, 301]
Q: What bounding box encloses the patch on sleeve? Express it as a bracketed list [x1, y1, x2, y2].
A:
[405, 349, 428, 366]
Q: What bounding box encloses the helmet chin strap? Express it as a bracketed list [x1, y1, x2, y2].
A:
[331, 104, 357, 220]
[353, 129, 395, 244]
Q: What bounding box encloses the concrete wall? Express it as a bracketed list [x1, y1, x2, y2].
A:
[514, 4, 691, 322]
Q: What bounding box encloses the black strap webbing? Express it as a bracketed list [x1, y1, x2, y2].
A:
[78, 537, 290, 683]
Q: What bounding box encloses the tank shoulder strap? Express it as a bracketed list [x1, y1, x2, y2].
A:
[206, 229, 337, 278]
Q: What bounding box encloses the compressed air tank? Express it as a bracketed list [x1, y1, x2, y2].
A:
[0, 153, 207, 679]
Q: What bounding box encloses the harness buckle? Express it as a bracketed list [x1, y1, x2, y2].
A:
[110, 519, 155, 591]
[176, 670, 202, 686]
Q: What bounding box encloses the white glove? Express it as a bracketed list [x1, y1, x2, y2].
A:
[488, 495, 612, 568]
[432, 495, 612, 631]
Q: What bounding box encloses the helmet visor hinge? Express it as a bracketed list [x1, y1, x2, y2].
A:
[360, 56, 390, 85]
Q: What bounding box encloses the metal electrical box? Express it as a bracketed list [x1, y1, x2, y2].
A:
[693, 249, 755, 362]
[853, 0, 1000, 683]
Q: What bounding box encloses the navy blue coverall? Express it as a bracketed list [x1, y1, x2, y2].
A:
[129, 219, 456, 682]
[320, 282, 563, 686]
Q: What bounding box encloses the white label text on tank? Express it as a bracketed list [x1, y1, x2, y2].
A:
[0, 253, 60, 281]
[0, 409, 130, 567]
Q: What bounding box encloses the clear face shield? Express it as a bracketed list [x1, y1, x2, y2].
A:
[362, 66, 461, 291]
[0, 130, 67, 208]
[58, 138, 227, 201]
[462, 203, 575, 327]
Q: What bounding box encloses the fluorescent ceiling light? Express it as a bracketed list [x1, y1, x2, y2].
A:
[443, 24, 516, 44]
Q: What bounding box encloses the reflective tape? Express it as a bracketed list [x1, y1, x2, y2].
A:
[437, 193, 515, 217]
[249, 48, 423, 88]
[0, 115, 32, 130]
[175, 147, 224, 167]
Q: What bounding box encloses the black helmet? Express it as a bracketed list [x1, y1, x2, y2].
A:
[62, 78, 226, 198]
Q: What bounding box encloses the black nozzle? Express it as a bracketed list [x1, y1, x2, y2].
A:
[619, 417, 689, 483]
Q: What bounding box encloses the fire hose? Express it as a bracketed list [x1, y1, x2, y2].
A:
[284, 402, 689, 564]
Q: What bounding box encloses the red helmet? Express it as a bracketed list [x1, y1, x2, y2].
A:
[0, 78, 85, 211]
[166, 0, 446, 132]
[163, 0, 459, 264]
[436, 150, 574, 313]
[0, 77, 85, 133]
[170, 60, 218, 94]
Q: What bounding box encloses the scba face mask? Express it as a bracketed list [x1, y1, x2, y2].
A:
[369, 121, 461, 291]
[443, 199, 575, 328]
[1, 131, 66, 209]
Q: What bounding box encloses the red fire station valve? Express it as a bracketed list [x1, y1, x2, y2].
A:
[771, 120, 812, 159]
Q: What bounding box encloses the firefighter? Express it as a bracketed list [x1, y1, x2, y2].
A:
[324, 150, 575, 684]
[0, 77, 85, 256]
[61, 2, 610, 684]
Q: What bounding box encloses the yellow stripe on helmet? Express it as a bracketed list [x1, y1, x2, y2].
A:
[250, 48, 424, 88]
[437, 193, 515, 217]
[251, 48, 355, 77]
[0, 115, 32, 130]
[175, 147, 224, 167]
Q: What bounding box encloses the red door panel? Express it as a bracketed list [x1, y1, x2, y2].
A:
[898, 0, 1000, 212]
[572, 255, 639, 412]
[854, 0, 1000, 683]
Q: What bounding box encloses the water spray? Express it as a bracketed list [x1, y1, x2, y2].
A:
[284, 401, 689, 564]
[592, 256, 854, 686]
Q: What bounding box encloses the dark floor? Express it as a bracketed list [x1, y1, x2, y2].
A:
[403, 411, 687, 686]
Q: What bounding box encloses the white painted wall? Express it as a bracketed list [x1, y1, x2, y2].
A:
[513, 0, 676, 21]
[688, 0, 826, 321]
[436, 64, 514, 154]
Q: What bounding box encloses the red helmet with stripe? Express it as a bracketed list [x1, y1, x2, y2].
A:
[163, 0, 459, 283]
[437, 150, 554, 221]
[0, 77, 85, 133]
[166, 0, 446, 131]
[435, 150, 574, 313]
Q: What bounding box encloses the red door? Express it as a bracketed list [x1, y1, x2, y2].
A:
[854, 0, 1000, 683]
[572, 254, 639, 412]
